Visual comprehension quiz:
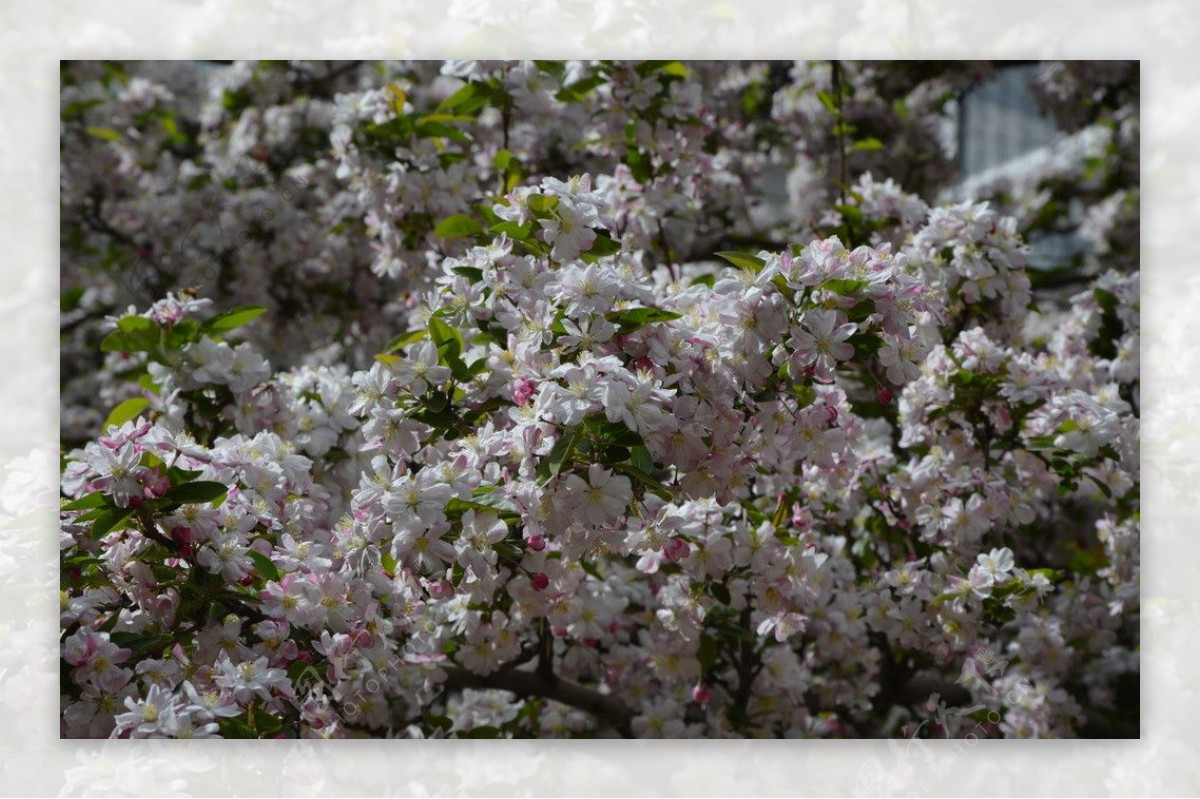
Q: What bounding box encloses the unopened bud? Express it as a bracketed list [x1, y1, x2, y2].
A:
[664, 537, 690, 561]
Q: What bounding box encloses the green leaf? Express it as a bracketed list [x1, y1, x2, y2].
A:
[109, 631, 174, 658]
[493, 148, 515, 170]
[446, 496, 517, 518]
[61, 492, 108, 512]
[636, 60, 688, 79]
[85, 126, 122, 142]
[163, 319, 201, 349]
[255, 712, 284, 737]
[1087, 475, 1114, 499]
[526, 194, 559, 214]
[428, 316, 461, 350]
[491, 149, 523, 191]
[167, 466, 203, 485]
[201, 305, 267, 335]
[689, 274, 715, 288]
[1067, 545, 1108, 576]
[625, 148, 654, 183]
[428, 317, 471, 381]
[771, 274, 793, 300]
[91, 507, 136, 537]
[819, 278, 868, 296]
[697, 634, 720, 669]
[544, 428, 580, 482]
[158, 114, 185, 145]
[715, 251, 766, 273]
[61, 285, 86, 312]
[615, 463, 672, 500]
[630, 445, 654, 475]
[951, 369, 976, 388]
[709, 582, 732, 605]
[62, 98, 103, 120]
[581, 231, 621, 261]
[451, 266, 484, 282]
[418, 113, 477, 125]
[415, 118, 470, 142]
[434, 214, 482, 239]
[850, 137, 885, 152]
[103, 397, 150, 432]
[217, 716, 259, 739]
[534, 60, 566, 82]
[437, 81, 491, 115]
[248, 550, 282, 582]
[163, 481, 228, 505]
[117, 315, 156, 336]
[383, 328, 427, 353]
[606, 306, 682, 334]
[554, 75, 606, 103]
[100, 317, 161, 353]
[490, 220, 534, 242]
[845, 299, 876, 323]
[848, 333, 883, 359]
[364, 115, 415, 146]
[457, 725, 504, 738]
[1093, 287, 1119, 314]
[381, 549, 398, 576]
[1026, 567, 1061, 584]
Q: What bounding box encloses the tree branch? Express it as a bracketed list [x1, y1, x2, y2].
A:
[442, 664, 634, 737]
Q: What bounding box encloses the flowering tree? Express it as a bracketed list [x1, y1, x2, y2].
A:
[60, 60, 1139, 739]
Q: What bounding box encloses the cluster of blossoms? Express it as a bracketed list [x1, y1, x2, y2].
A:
[905, 200, 1032, 343]
[61, 60, 1139, 739]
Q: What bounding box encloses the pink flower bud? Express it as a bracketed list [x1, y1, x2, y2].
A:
[664, 537, 690, 561]
[531, 572, 550, 591]
[512, 377, 536, 407]
[526, 534, 546, 552]
[691, 683, 711, 704]
[877, 386, 893, 405]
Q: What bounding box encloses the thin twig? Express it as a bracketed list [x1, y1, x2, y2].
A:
[831, 60, 847, 208]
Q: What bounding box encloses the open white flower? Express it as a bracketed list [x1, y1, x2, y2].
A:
[559, 463, 632, 527]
